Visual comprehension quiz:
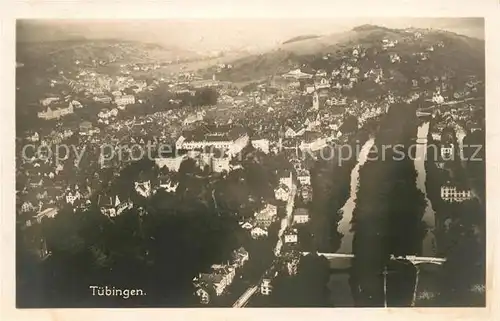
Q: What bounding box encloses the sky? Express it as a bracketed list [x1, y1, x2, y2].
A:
[17, 18, 484, 53]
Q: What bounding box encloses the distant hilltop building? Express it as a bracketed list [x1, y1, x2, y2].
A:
[192, 150, 231, 173]
[37, 104, 74, 120]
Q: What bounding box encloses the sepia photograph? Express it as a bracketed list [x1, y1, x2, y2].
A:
[13, 16, 486, 309]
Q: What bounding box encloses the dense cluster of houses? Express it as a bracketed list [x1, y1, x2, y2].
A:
[16, 30, 486, 307]
[193, 247, 249, 304]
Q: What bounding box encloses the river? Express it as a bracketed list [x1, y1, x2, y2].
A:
[336, 137, 376, 254]
[415, 121, 437, 257]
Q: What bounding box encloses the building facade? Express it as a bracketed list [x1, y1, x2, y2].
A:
[37, 104, 74, 120]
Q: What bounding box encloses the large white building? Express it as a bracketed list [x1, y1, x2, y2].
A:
[274, 184, 290, 201]
[441, 185, 473, 203]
